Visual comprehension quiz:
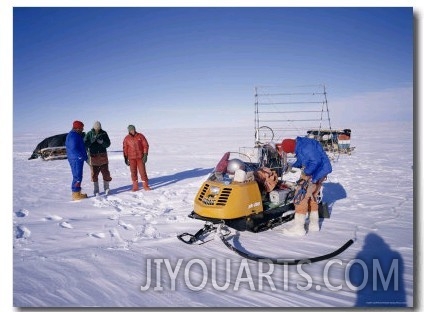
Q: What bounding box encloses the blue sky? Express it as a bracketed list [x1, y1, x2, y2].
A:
[13, 7, 413, 134]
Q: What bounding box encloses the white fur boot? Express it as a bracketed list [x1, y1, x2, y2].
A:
[104, 181, 110, 195]
[309, 211, 320, 232]
[282, 213, 306, 236]
[93, 181, 99, 196]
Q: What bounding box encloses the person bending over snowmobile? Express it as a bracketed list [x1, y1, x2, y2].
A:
[279, 137, 332, 236]
[122, 125, 151, 191]
[84, 121, 112, 196]
[65, 120, 88, 201]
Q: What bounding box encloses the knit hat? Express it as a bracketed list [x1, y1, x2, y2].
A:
[281, 139, 296, 154]
[127, 125, 136, 132]
[73, 120, 84, 130]
[93, 121, 102, 130]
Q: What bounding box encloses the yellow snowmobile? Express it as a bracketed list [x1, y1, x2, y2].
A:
[189, 153, 297, 232]
[178, 145, 307, 243]
[177, 146, 352, 265]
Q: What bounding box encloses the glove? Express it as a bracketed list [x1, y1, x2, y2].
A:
[91, 135, 97, 144]
[142, 153, 148, 164]
[300, 172, 311, 183]
[124, 156, 130, 166]
[306, 182, 315, 198]
[96, 139, 103, 144]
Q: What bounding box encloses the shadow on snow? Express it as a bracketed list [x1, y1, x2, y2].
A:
[322, 182, 347, 217]
[349, 233, 407, 307]
[111, 167, 213, 193]
[149, 168, 213, 189]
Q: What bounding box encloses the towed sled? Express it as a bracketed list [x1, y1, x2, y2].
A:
[28, 133, 68, 160]
[306, 128, 355, 155]
[39, 146, 67, 160]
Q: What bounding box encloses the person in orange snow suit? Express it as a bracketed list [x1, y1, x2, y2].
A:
[279, 137, 332, 236]
[65, 120, 88, 201]
[122, 125, 151, 191]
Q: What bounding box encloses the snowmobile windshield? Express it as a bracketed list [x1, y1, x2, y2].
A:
[207, 153, 258, 184]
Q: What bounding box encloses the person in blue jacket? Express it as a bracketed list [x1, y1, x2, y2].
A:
[65, 120, 88, 200]
[280, 137, 332, 236]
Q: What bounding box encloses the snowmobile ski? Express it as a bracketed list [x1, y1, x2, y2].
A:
[177, 222, 230, 245]
[178, 209, 295, 245]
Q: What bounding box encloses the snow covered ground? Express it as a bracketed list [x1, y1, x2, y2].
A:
[12, 121, 413, 308]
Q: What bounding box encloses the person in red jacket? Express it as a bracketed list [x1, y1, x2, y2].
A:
[123, 125, 151, 191]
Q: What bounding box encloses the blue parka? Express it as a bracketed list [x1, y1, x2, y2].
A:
[65, 130, 88, 161]
[292, 137, 332, 183]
